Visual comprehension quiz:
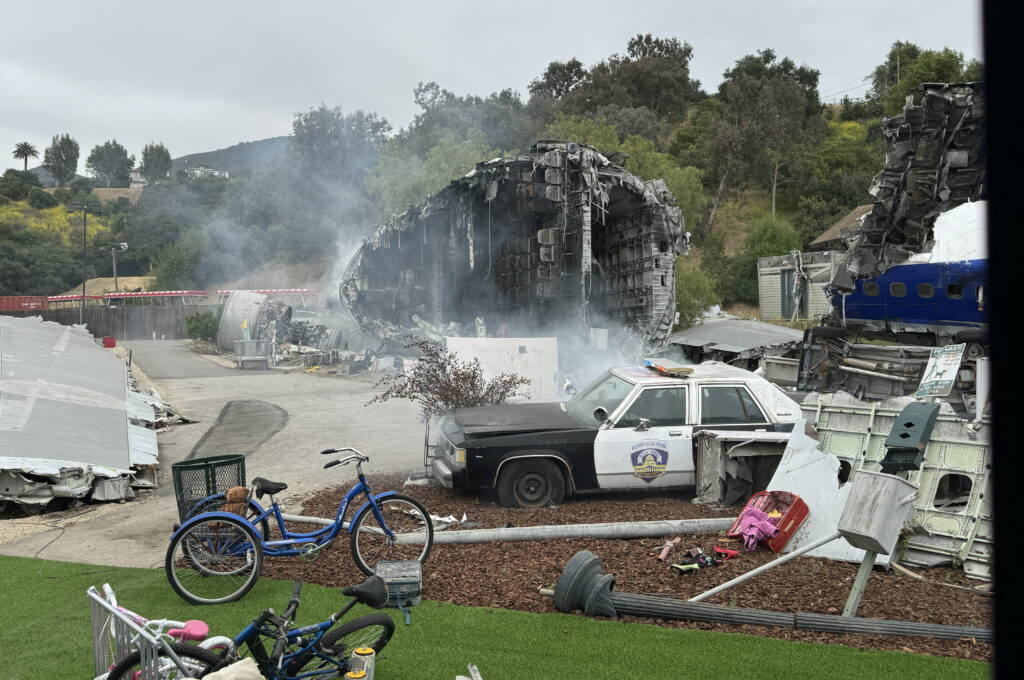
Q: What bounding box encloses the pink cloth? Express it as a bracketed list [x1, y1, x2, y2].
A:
[737, 506, 779, 550]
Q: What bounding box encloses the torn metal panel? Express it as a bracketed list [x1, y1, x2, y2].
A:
[796, 330, 985, 414]
[341, 141, 687, 353]
[666, 315, 803, 367]
[693, 430, 791, 506]
[0, 315, 157, 506]
[801, 391, 992, 579]
[830, 82, 985, 285]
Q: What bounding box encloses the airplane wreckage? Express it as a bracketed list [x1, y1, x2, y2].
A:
[340, 141, 689, 354]
[826, 82, 986, 341]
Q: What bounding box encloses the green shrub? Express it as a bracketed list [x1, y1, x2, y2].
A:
[28, 187, 59, 209]
[186, 309, 221, 341]
[675, 258, 720, 328]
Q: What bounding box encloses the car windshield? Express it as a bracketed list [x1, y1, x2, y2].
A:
[567, 370, 635, 422]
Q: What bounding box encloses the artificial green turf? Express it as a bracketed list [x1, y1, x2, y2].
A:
[0, 555, 990, 679]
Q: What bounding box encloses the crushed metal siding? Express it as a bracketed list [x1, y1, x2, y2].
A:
[831, 82, 985, 288]
[341, 141, 687, 352]
[802, 391, 992, 580]
[0, 315, 157, 506]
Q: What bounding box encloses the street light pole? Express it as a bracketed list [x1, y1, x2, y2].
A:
[68, 201, 100, 325]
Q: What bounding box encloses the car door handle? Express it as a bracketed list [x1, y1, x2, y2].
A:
[669, 431, 683, 436]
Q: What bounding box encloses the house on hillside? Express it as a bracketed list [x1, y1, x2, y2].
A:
[184, 166, 230, 180]
[129, 169, 147, 189]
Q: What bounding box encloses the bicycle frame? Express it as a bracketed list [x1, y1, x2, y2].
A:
[214, 588, 367, 680]
[174, 469, 399, 558]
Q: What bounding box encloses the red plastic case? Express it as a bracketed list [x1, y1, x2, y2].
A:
[726, 490, 810, 553]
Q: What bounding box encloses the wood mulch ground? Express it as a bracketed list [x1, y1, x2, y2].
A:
[260, 476, 994, 664]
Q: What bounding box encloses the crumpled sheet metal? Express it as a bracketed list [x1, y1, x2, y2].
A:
[341, 141, 687, 352]
[832, 82, 985, 285]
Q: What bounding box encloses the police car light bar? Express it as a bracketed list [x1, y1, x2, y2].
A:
[643, 358, 694, 377]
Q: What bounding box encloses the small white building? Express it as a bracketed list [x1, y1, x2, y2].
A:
[184, 166, 230, 180]
[757, 250, 842, 321]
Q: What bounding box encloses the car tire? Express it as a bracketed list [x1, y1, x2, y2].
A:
[809, 325, 847, 338]
[497, 459, 565, 508]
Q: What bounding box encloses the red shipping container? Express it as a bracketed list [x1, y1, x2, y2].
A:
[0, 295, 49, 311]
[103, 337, 116, 348]
[726, 490, 810, 553]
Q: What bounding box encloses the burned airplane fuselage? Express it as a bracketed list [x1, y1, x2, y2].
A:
[341, 141, 688, 351]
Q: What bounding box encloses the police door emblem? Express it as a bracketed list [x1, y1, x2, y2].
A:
[630, 440, 669, 482]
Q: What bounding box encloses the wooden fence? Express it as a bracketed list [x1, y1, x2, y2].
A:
[1, 304, 221, 341]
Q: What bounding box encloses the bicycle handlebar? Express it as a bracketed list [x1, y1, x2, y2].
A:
[322, 452, 369, 470]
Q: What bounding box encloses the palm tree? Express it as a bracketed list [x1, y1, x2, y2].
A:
[13, 142, 39, 171]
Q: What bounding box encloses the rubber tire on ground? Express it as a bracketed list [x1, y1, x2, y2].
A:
[285, 613, 396, 676]
[165, 514, 263, 605]
[105, 642, 221, 680]
[808, 325, 848, 339]
[189, 495, 271, 539]
[349, 495, 434, 576]
[497, 459, 565, 508]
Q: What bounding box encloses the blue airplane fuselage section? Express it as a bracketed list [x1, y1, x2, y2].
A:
[827, 200, 988, 339]
[830, 258, 987, 334]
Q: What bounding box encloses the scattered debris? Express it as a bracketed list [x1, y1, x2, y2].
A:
[550, 550, 993, 641]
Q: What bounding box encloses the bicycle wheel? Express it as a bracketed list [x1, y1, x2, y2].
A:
[189, 495, 271, 539]
[106, 642, 221, 679]
[166, 514, 263, 605]
[285, 613, 395, 676]
[350, 494, 433, 575]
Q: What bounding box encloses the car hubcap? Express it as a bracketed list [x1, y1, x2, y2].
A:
[517, 472, 548, 504]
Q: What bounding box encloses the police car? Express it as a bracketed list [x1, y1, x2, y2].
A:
[428, 359, 801, 507]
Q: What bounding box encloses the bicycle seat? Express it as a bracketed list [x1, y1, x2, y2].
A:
[168, 619, 209, 642]
[252, 477, 288, 498]
[342, 575, 389, 609]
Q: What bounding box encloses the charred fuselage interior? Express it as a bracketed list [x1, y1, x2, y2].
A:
[341, 141, 687, 351]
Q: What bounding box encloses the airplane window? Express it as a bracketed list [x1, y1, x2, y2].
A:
[917, 283, 934, 298]
[863, 282, 879, 296]
[890, 282, 907, 297]
[947, 284, 963, 299]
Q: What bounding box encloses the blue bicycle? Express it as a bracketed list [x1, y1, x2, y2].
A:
[105, 578, 394, 679]
[165, 449, 433, 605]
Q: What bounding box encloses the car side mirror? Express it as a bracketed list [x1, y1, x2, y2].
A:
[634, 417, 651, 432]
[593, 407, 608, 423]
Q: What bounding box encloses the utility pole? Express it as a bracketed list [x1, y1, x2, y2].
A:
[106, 242, 128, 293]
[68, 201, 101, 325]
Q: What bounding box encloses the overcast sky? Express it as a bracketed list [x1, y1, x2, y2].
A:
[2, 1, 983, 173]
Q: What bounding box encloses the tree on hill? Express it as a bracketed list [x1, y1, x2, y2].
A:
[559, 35, 703, 123]
[86, 140, 134, 188]
[140, 142, 172, 183]
[291, 104, 390, 189]
[42, 134, 80, 186]
[13, 142, 39, 170]
[703, 49, 824, 234]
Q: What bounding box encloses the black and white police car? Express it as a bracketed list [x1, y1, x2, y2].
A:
[428, 359, 801, 507]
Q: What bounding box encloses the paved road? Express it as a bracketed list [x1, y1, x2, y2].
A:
[0, 340, 429, 568]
